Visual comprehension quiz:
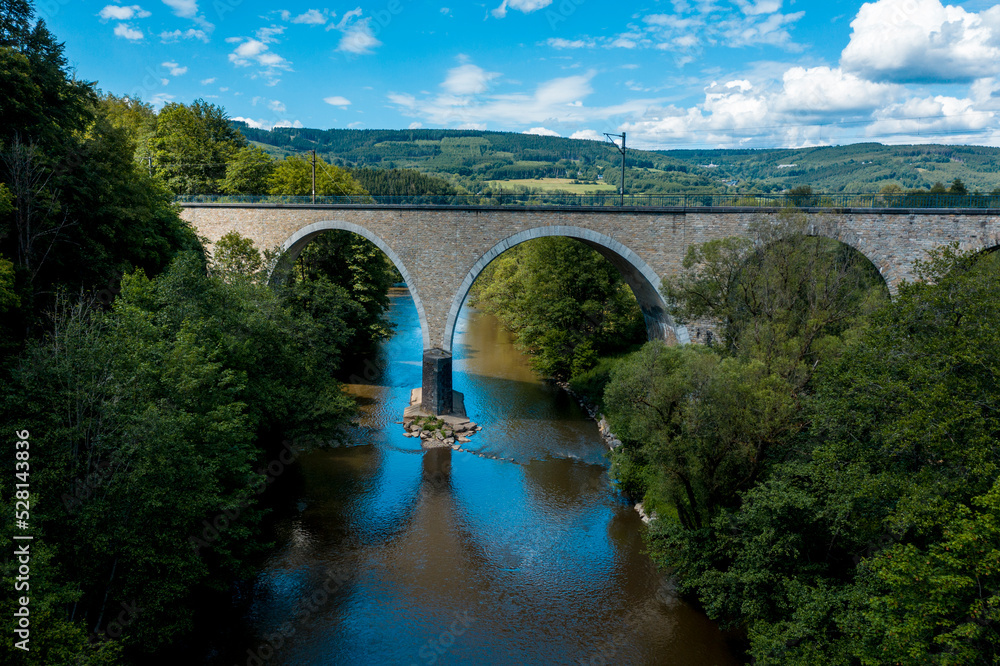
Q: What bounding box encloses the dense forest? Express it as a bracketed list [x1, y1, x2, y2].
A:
[0, 4, 396, 663]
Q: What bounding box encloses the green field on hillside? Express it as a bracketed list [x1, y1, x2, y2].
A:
[486, 178, 619, 193]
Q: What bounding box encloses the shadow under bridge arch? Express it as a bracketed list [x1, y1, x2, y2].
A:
[273, 220, 431, 351]
[442, 226, 690, 355]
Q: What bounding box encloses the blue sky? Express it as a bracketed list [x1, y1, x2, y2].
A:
[40, 0, 1000, 148]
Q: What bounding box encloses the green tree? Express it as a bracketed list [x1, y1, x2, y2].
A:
[268, 154, 366, 196]
[605, 343, 797, 529]
[210, 230, 264, 280]
[470, 237, 646, 379]
[100, 94, 157, 166]
[652, 246, 1000, 664]
[292, 230, 395, 355]
[662, 210, 889, 389]
[221, 145, 276, 195]
[2, 250, 359, 661]
[152, 100, 246, 194]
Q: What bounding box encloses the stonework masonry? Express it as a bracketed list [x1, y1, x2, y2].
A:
[179, 203, 1000, 413]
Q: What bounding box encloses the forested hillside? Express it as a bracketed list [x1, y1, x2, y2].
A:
[235, 124, 1000, 195]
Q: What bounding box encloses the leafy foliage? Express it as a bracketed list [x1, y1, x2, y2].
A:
[470, 237, 646, 379]
[663, 209, 889, 388]
[152, 100, 246, 195]
[1, 250, 358, 662]
[609, 244, 1000, 663]
[268, 154, 365, 196]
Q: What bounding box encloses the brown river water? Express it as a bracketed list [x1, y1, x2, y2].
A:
[233, 287, 739, 665]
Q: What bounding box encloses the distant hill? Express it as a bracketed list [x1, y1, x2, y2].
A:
[232, 123, 1000, 195]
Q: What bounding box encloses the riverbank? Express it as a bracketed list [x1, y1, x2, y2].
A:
[556, 378, 655, 524]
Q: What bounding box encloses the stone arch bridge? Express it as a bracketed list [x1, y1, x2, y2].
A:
[179, 203, 1000, 415]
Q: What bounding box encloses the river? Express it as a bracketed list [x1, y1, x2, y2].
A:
[235, 287, 738, 665]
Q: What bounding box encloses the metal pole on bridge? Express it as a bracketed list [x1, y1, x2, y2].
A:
[311, 150, 316, 204]
[604, 131, 626, 206]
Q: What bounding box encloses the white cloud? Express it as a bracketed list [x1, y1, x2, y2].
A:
[161, 0, 196, 18]
[291, 9, 327, 24]
[570, 129, 604, 141]
[160, 28, 208, 42]
[113, 23, 144, 40]
[201, 77, 216, 84]
[841, 0, 1000, 83]
[336, 18, 381, 54]
[268, 100, 286, 113]
[228, 36, 291, 83]
[388, 70, 656, 130]
[149, 93, 175, 108]
[232, 116, 304, 131]
[324, 96, 352, 107]
[524, 127, 560, 136]
[776, 66, 898, 112]
[256, 25, 285, 43]
[440, 7, 451, 15]
[161, 61, 188, 76]
[409, 121, 423, 129]
[546, 38, 594, 49]
[99, 5, 150, 21]
[160, 0, 213, 32]
[492, 0, 553, 18]
[866, 94, 996, 143]
[442, 63, 501, 95]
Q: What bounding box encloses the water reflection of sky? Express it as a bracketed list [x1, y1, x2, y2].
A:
[245, 288, 737, 666]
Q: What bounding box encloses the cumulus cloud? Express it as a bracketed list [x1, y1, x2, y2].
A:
[324, 96, 352, 107]
[524, 127, 560, 136]
[161, 0, 197, 18]
[388, 69, 660, 131]
[546, 38, 594, 49]
[866, 94, 997, 142]
[113, 23, 143, 40]
[291, 9, 327, 25]
[328, 8, 381, 54]
[160, 0, 213, 32]
[616, 66, 906, 149]
[776, 66, 899, 112]
[161, 61, 188, 76]
[492, 0, 553, 18]
[442, 63, 501, 95]
[232, 117, 304, 131]
[841, 0, 1000, 83]
[570, 129, 605, 141]
[98, 5, 150, 20]
[228, 36, 292, 84]
[160, 28, 208, 42]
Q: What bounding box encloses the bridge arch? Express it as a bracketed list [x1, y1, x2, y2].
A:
[276, 220, 432, 350]
[441, 226, 690, 354]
